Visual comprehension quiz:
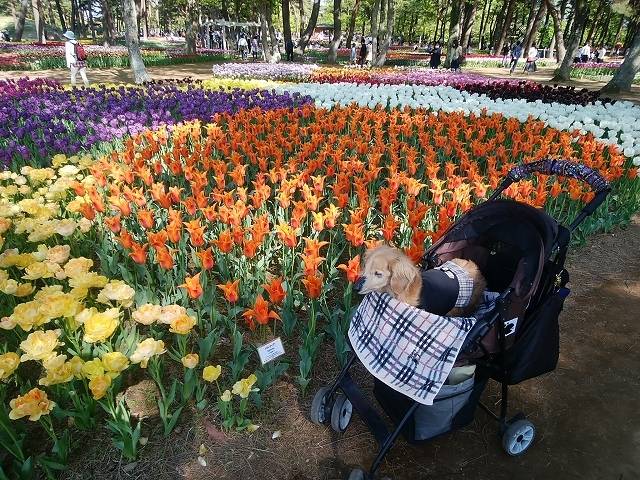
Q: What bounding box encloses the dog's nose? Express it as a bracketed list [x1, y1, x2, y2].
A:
[354, 276, 365, 292]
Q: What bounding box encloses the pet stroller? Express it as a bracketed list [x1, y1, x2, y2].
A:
[309, 160, 610, 480]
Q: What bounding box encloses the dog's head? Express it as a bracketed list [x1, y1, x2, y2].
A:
[355, 245, 420, 299]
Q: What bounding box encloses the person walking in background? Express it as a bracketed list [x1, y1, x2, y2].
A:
[285, 38, 294, 61]
[580, 43, 590, 63]
[350, 42, 357, 64]
[501, 42, 511, 67]
[509, 41, 523, 74]
[597, 45, 606, 63]
[524, 43, 538, 73]
[365, 40, 373, 67]
[450, 39, 463, 71]
[430, 42, 442, 68]
[63, 30, 89, 87]
[359, 38, 367, 67]
[238, 34, 248, 60]
[251, 36, 259, 60]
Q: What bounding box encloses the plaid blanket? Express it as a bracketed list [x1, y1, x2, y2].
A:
[349, 292, 495, 405]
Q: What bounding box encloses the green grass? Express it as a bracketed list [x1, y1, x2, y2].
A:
[0, 14, 63, 40]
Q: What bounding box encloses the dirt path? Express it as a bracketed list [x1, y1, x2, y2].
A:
[65, 217, 640, 480]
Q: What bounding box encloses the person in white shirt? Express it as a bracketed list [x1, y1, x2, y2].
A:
[580, 43, 590, 63]
[450, 39, 463, 71]
[238, 35, 248, 60]
[524, 44, 538, 73]
[63, 30, 89, 87]
[597, 46, 606, 63]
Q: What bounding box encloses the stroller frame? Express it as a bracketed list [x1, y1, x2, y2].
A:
[309, 160, 611, 480]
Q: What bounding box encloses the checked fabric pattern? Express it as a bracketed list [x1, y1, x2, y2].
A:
[349, 292, 478, 405]
[438, 260, 474, 307]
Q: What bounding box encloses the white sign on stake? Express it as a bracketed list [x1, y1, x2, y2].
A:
[257, 337, 285, 365]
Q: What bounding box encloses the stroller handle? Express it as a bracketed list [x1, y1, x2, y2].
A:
[488, 159, 611, 231]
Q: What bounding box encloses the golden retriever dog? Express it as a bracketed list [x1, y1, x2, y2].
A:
[354, 245, 486, 317]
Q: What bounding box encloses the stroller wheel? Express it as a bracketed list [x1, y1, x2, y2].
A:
[310, 387, 331, 425]
[502, 419, 536, 456]
[347, 468, 365, 480]
[331, 394, 353, 433]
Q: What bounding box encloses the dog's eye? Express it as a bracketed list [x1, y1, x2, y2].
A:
[374, 271, 383, 277]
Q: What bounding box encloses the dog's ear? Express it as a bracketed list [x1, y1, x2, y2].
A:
[389, 258, 419, 298]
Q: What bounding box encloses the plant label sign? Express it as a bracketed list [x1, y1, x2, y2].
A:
[257, 337, 285, 365]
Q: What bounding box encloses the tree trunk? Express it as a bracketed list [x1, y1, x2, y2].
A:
[345, 0, 361, 49]
[140, 0, 148, 38]
[282, 0, 292, 53]
[259, 3, 271, 61]
[523, 1, 545, 53]
[14, 0, 30, 41]
[327, 0, 343, 63]
[370, 0, 380, 60]
[479, 0, 492, 49]
[595, 9, 611, 47]
[602, 27, 640, 93]
[490, 0, 506, 51]
[32, 0, 45, 42]
[102, 0, 115, 45]
[446, 0, 462, 65]
[433, 0, 440, 44]
[461, 1, 476, 52]
[295, 0, 320, 53]
[88, 1, 97, 41]
[552, 0, 588, 82]
[298, 0, 305, 36]
[123, 0, 150, 83]
[493, 0, 515, 55]
[522, 0, 538, 47]
[221, 0, 229, 20]
[45, 0, 57, 30]
[184, 0, 198, 54]
[610, 14, 623, 47]
[266, 1, 281, 62]
[439, 2, 448, 41]
[584, 1, 604, 44]
[545, 0, 565, 62]
[373, 0, 394, 66]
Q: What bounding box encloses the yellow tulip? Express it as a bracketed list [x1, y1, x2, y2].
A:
[0, 352, 20, 380]
[83, 308, 120, 343]
[96, 280, 135, 308]
[82, 359, 105, 379]
[19, 329, 62, 362]
[169, 314, 197, 335]
[202, 365, 221, 382]
[46, 245, 71, 264]
[89, 374, 112, 400]
[101, 352, 130, 375]
[39, 354, 74, 386]
[157, 304, 186, 325]
[132, 304, 162, 326]
[232, 374, 258, 399]
[9, 388, 55, 421]
[220, 390, 232, 402]
[181, 354, 199, 369]
[129, 338, 165, 368]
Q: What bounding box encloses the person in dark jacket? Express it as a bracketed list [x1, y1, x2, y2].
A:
[359, 38, 367, 67]
[285, 38, 294, 61]
[509, 41, 523, 74]
[430, 42, 442, 69]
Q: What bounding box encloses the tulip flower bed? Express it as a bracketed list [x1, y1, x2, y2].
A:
[306, 68, 604, 104]
[0, 78, 311, 169]
[1, 102, 638, 477]
[0, 43, 228, 70]
[212, 62, 321, 80]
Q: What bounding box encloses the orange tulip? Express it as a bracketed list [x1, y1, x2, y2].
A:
[302, 273, 323, 299]
[213, 230, 234, 253]
[129, 242, 148, 264]
[323, 204, 341, 228]
[312, 212, 325, 232]
[217, 280, 240, 303]
[155, 246, 174, 270]
[381, 215, 399, 242]
[137, 209, 155, 230]
[104, 214, 121, 233]
[180, 272, 203, 300]
[118, 230, 134, 250]
[343, 222, 365, 247]
[185, 219, 205, 248]
[197, 247, 215, 270]
[263, 277, 286, 304]
[79, 202, 95, 221]
[337, 255, 361, 283]
[275, 223, 298, 248]
[242, 295, 280, 330]
[167, 222, 182, 244]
